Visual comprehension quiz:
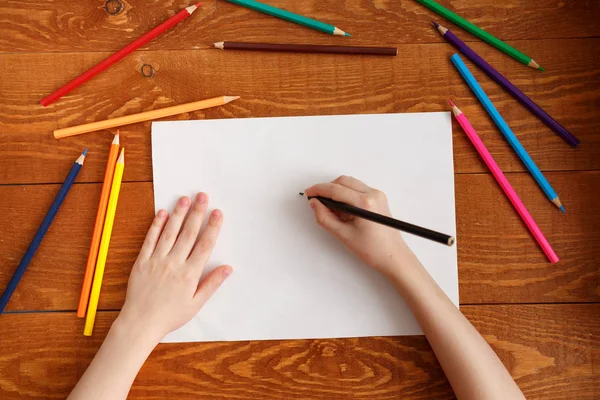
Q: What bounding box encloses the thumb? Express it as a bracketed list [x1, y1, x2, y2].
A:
[194, 265, 233, 307]
[310, 198, 346, 237]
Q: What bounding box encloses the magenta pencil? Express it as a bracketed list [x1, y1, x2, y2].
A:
[450, 100, 559, 264]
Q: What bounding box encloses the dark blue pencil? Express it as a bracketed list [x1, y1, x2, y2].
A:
[0, 149, 87, 313]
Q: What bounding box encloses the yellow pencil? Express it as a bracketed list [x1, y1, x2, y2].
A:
[54, 95, 240, 139]
[84, 148, 125, 336]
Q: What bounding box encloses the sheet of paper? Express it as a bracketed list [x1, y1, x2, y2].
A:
[151, 112, 457, 343]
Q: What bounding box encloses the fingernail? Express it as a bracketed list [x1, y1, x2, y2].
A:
[179, 196, 191, 207]
[157, 209, 167, 218]
[212, 209, 223, 220]
[223, 267, 233, 277]
[198, 192, 208, 204]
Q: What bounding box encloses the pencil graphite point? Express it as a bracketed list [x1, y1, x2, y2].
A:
[344, 32, 351, 37]
[299, 192, 304, 196]
[560, 206, 565, 213]
[432, 20, 439, 28]
[448, 99, 455, 107]
[83, 148, 88, 156]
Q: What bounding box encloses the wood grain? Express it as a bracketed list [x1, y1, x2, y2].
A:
[0, 171, 597, 312]
[0, 0, 599, 53]
[0, 38, 599, 185]
[0, 304, 597, 399]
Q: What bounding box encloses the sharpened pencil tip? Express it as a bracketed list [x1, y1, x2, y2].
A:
[539, 66, 545, 71]
[345, 32, 351, 37]
[82, 148, 88, 156]
[560, 206, 565, 213]
[448, 99, 455, 107]
[432, 20, 439, 28]
[299, 192, 304, 196]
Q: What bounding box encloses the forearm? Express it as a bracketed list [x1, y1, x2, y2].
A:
[68, 316, 159, 400]
[388, 253, 525, 400]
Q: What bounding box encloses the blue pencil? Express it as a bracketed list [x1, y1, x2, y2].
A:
[0, 149, 87, 313]
[450, 54, 564, 213]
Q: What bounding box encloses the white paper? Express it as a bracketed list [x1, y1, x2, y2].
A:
[151, 113, 457, 343]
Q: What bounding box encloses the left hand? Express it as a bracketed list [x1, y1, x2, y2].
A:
[117, 192, 233, 344]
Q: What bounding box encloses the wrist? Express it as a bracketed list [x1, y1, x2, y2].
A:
[111, 313, 162, 352]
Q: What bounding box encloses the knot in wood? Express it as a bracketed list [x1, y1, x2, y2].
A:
[141, 64, 155, 78]
[105, 0, 124, 15]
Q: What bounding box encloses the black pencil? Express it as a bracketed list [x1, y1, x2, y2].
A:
[214, 42, 398, 56]
[300, 194, 455, 246]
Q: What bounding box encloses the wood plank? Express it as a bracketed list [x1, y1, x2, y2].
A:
[0, 171, 597, 311]
[0, 38, 599, 185]
[0, 304, 597, 399]
[0, 0, 598, 53]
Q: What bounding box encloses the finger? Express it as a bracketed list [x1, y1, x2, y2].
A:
[154, 196, 192, 257]
[333, 175, 370, 192]
[137, 209, 169, 260]
[310, 198, 347, 237]
[188, 209, 223, 271]
[171, 193, 209, 260]
[194, 265, 233, 307]
[304, 183, 362, 206]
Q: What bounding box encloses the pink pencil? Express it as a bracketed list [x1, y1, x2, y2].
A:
[449, 100, 559, 264]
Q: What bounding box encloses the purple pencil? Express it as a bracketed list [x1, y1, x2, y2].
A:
[433, 21, 580, 148]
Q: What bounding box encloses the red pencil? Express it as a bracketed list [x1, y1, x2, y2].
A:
[41, 3, 201, 107]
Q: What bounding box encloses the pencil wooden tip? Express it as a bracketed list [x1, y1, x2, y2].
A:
[186, 3, 201, 13]
[117, 148, 125, 163]
[76, 149, 87, 165]
[528, 59, 542, 70]
[112, 132, 120, 145]
[214, 42, 225, 49]
[223, 96, 240, 103]
[333, 27, 348, 36]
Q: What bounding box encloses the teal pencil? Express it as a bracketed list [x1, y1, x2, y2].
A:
[451, 54, 564, 212]
[225, 0, 350, 36]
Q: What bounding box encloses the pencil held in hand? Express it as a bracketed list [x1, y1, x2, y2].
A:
[300, 193, 455, 246]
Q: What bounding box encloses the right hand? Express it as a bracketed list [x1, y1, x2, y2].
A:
[304, 176, 415, 278]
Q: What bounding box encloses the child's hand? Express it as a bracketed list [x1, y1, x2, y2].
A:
[304, 176, 414, 279]
[117, 193, 232, 344]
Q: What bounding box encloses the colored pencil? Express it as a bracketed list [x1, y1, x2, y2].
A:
[84, 148, 125, 336]
[77, 133, 120, 318]
[224, 0, 349, 36]
[415, 0, 542, 70]
[0, 149, 87, 313]
[450, 101, 559, 263]
[40, 4, 201, 107]
[451, 54, 565, 212]
[300, 194, 455, 246]
[214, 42, 397, 56]
[54, 96, 240, 139]
[434, 22, 580, 148]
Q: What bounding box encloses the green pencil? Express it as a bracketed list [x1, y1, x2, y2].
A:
[225, 0, 350, 36]
[415, 0, 543, 70]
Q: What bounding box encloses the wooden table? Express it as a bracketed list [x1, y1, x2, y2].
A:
[0, 1, 598, 398]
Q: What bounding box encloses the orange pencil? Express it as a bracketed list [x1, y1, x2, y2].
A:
[77, 132, 120, 317]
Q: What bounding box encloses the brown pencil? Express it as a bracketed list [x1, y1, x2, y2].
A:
[213, 42, 397, 56]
